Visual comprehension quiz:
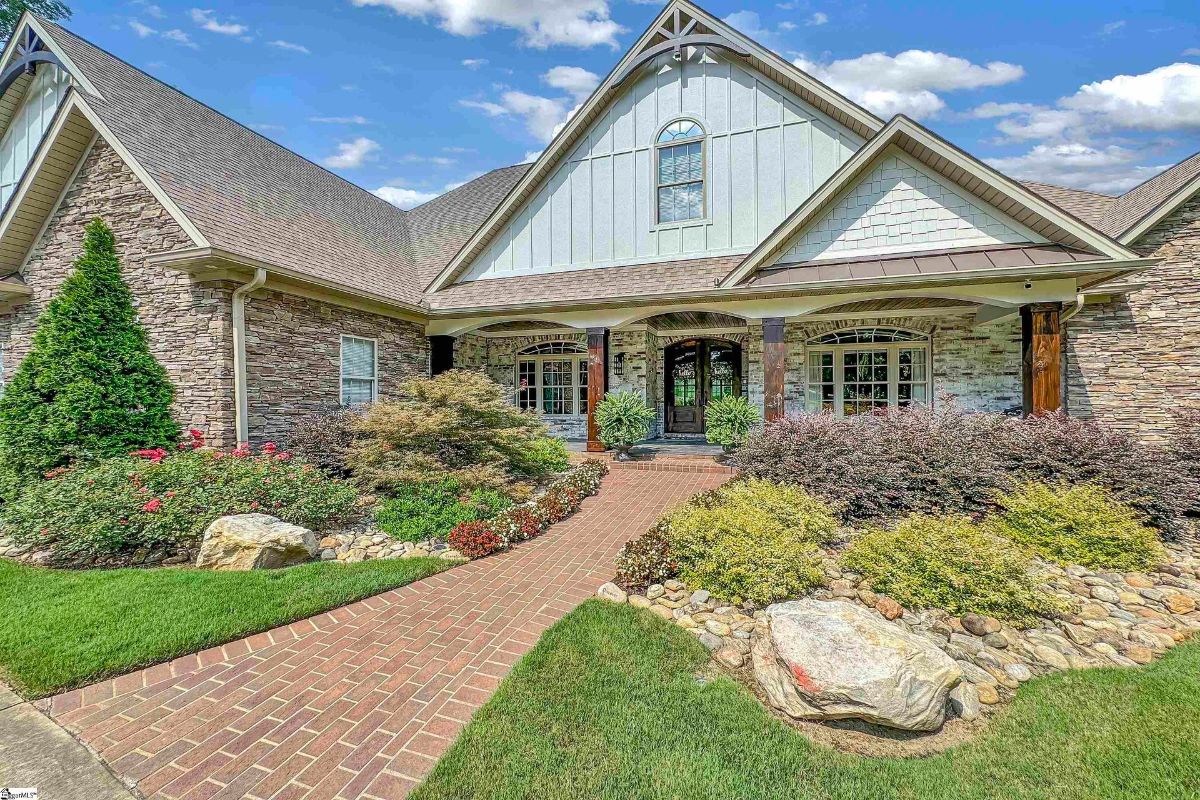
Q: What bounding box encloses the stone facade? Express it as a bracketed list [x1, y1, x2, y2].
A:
[0, 139, 239, 445]
[1067, 194, 1200, 442]
[245, 289, 428, 445]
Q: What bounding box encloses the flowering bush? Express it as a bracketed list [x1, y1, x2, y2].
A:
[614, 521, 676, 593]
[1, 436, 357, 563]
[735, 404, 1192, 536]
[492, 506, 544, 544]
[448, 520, 502, 558]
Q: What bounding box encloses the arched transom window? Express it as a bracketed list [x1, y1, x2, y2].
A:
[806, 328, 930, 416]
[656, 120, 705, 224]
[516, 342, 588, 416]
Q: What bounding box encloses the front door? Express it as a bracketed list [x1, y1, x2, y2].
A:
[665, 339, 741, 433]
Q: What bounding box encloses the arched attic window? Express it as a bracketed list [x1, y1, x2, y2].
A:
[0, 29, 71, 209]
[515, 341, 588, 416]
[656, 119, 705, 224]
[806, 328, 931, 416]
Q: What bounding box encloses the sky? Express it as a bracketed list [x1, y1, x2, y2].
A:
[56, 0, 1200, 209]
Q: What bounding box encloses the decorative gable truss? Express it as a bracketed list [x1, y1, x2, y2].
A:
[723, 116, 1149, 288]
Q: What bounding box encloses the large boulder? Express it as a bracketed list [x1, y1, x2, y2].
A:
[195, 514, 318, 571]
[752, 599, 962, 731]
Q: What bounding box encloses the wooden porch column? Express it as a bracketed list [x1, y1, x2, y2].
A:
[586, 327, 608, 452]
[763, 317, 786, 422]
[1021, 302, 1063, 415]
[428, 335, 456, 376]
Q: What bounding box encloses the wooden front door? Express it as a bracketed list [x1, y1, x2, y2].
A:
[665, 339, 741, 434]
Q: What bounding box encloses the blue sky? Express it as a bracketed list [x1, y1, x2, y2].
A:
[61, 0, 1200, 208]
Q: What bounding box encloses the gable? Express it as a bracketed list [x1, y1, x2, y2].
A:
[459, 46, 863, 283]
[776, 150, 1042, 265]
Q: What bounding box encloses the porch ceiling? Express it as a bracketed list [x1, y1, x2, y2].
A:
[635, 311, 748, 330]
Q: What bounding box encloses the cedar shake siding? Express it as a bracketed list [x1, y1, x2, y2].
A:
[0, 139, 239, 446]
[1067, 194, 1200, 442]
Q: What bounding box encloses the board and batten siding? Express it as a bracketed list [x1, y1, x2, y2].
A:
[461, 48, 863, 282]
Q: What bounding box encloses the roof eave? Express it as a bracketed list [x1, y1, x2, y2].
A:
[1118, 172, 1200, 245]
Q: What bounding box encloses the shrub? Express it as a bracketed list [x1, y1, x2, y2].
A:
[2, 441, 357, 562]
[735, 403, 1190, 536]
[664, 479, 836, 605]
[511, 436, 571, 477]
[1168, 407, 1200, 515]
[842, 515, 1068, 626]
[595, 391, 656, 450]
[0, 219, 179, 483]
[448, 520, 502, 558]
[988, 482, 1165, 571]
[492, 506, 545, 545]
[348, 370, 552, 494]
[614, 521, 676, 593]
[374, 479, 513, 542]
[287, 406, 361, 477]
[704, 395, 761, 450]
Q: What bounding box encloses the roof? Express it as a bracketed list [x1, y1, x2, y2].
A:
[1020, 181, 1116, 230]
[746, 243, 1105, 287]
[1101, 150, 1200, 239]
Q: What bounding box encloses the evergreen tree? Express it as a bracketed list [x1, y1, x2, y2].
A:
[0, 219, 179, 480]
[0, 0, 71, 42]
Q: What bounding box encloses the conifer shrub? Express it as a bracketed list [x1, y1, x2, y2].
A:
[989, 482, 1165, 571]
[0, 219, 179, 482]
[842, 515, 1069, 626]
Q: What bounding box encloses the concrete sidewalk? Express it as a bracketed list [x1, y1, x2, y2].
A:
[0, 683, 135, 800]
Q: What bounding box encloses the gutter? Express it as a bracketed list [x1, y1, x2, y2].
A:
[232, 268, 266, 446]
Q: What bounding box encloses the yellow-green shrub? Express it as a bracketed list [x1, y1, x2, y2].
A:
[665, 479, 836, 605]
[842, 515, 1068, 626]
[988, 482, 1165, 571]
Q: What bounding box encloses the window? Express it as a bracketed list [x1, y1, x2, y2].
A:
[656, 120, 705, 224]
[806, 328, 930, 416]
[340, 335, 377, 406]
[0, 63, 70, 209]
[516, 341, 588, 416]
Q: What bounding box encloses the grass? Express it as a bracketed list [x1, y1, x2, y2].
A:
[414, 600, 1200, 800]
[0, 557, 449, 698]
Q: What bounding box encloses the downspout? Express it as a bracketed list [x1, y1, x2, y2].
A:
[232, 268, 267, 446]
[1060, 292, 1085, 323]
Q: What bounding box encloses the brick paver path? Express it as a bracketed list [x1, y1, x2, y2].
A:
[47, 469, 729, 800]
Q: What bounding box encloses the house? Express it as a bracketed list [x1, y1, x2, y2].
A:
[0, 1, 1196, 451]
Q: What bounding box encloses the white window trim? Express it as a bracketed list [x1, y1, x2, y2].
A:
[340, 334, 378, 406]
[806, 337, 932, 416]
[653, 118, 708, 229]
[515, 344, 588, 417]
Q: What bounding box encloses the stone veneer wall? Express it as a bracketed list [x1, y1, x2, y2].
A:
[244, 289, 428, 445]
[1067, 194, 1200, 443]
[0, 139, 239, 445]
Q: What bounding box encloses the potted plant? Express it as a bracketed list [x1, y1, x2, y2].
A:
[704, 395, 761, 454]
[595, 391, 656, 461]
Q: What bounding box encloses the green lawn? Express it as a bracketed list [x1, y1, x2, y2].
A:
[414, 600, 1200, 800]
[0, 557, 449, 698]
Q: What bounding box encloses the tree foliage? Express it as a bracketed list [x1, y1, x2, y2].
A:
[0, 0, 70, 42]
[0, 219, 179, 481]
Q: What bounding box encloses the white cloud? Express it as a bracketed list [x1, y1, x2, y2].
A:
[129, 19, 156, 38]
[162, 29, 199, 49]
[723, 11, 782, 47]
[987, 143, 1167, 194]
[462, 58, 489, 69]
[190, 9, 248, 37]
[522, 149, 542, 163]
[374, 185, 441, 208]
[541, 65, 600, 101]
[1186, 48, 1200, 57]
[341, 83, 360, 91]
[309, 115, 370, 124]
[402, 153, 457, 165]
[1099, 20, 1126, 37]
[966, 101, 1040, 119]
[268, 40, 311, 54]
[322, 137, 380, 169]
[348, 0, 624, 48]
[807, 11, 828, 26]
[793, 50, 1024, 119]
[251, 123, 286, 132]
[1060, 63, 1200, 132]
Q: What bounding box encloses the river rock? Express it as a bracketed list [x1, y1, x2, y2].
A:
[752, 599, 962, 731]
[195, 514, 318, 570]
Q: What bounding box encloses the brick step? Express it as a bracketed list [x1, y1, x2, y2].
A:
[600, 459, 737, 475]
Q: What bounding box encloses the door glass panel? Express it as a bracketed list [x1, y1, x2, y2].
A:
[578, 358, 588, 414]
[517, 360, 536, 410]
[671, 346, 698, 407]
[842, 349, 889, 416]
[541, 359, 572, 415]
[709, 345, 736, 401]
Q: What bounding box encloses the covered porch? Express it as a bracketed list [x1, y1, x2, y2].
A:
[427, 277, 1074, 453]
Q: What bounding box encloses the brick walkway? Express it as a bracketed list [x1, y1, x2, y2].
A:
[46, 469, 729, 800]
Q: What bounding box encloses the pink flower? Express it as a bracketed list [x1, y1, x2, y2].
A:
[165, 490, 177, 498]
[142, 498, 162, 513]
[262, 442, 278, 454]
[132, 448, 167, 463]
[249, 501, 260, 510]
[275, 452, 293, 461]
[189, 428, 205, 440]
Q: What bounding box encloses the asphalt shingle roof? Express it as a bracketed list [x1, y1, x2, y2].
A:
[1100, 151, 1200, 238]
